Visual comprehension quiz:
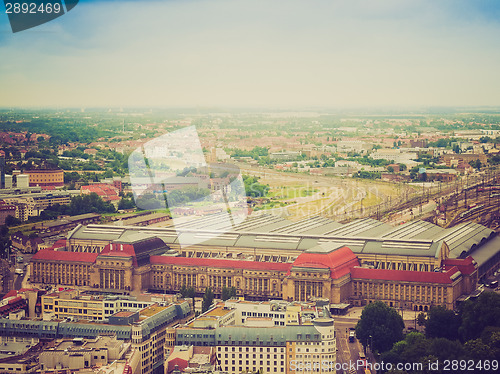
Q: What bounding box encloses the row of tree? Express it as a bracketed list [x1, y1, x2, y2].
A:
[356, 292, 500, 373]
[178, 286, 237, 314]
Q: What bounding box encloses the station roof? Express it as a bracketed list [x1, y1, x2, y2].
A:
[292, 246, 360, 279]
[380, 220, 495, 258]
[67, 213, 495, 260]
[437, 222, 495, 258]
[361, 239, 444, 259]
[99, 236, 168, 266]
[462, 236, 500, 267]
[351, 266, 461, 284]
[442, 256, 477, 275]
[32, 249, 98, 263]
[323, 218, 392, 237]
[381, 220, 445, 240]
[150, 255, 292, 272]
[271, 216, 343, 236]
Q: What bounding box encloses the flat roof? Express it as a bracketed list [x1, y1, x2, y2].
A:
[139, 304, 166, 318]
[204, 307, 233, 318]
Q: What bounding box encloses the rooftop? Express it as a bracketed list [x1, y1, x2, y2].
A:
[204, 307, 234, 318]
[151, 255, 292, 272]
[32, 249, 98, 263]
[139, 304, 166, 318]
[350, 266, 461, 284]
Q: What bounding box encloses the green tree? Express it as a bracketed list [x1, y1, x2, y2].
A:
[118, 197, 135, 210]
[5, 215, 21, 227]
[0, 225, 12, 259]
[417, 312, 427, 327]
[202, 287, 214, 313]
[355, 301, 404, 353]
[243, 175, 270, 198]
[179, 284, 187, 297]
[464, 338, 494, 361]
[427, 338, 464, 361]
[221, 286, 237, 301]
[185, 287, 196, 299]
[69, 193, 116, 215]
[425, 305, 460, 341]
[459, 292, 500, 342]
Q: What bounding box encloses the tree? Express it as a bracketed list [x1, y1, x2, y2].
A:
[179, 284, 188, 297]
[5, 215, 21, 227]
[69, 193, 116, 215]
[459, 292, 500, 342]
[425, 305, 460, 340]
[417, 312, 427, 327]
[243, 175, 270, 198]
[222, 286, 237, 301]
[355, 301, 404, 353]
[202, 287, 214, 313]
[118, 197, 135, 210]
[387, 166, 394, 173]
[465, 338, 494, 361]
[427, 337, 465, 361]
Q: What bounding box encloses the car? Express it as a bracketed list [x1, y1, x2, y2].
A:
[349, 329, 355, 342]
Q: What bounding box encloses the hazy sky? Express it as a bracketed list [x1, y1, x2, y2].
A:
[1, 0, 500, 109]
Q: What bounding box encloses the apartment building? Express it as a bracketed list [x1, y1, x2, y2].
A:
[172, 300, 335, 374]
[41, 289, 155, 322]
[0, 300, 191, 374]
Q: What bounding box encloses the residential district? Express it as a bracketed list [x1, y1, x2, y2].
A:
[0, 110, 500, 374]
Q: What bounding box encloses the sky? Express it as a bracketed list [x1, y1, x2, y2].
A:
[1, 0, 500, 109]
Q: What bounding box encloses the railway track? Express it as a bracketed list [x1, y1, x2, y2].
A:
[445, 194, 500, 228]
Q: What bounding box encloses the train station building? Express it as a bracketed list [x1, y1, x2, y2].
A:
[30, 214, 499, 311]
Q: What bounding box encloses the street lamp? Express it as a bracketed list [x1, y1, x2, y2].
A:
[369, 335, 373, 354]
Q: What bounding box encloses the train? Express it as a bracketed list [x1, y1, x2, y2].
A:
[477, 186, 500, 192]
[460, 204, 484, 218]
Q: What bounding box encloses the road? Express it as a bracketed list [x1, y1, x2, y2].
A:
[11, 250, 34, 290]
[335, 319, 372, 374]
